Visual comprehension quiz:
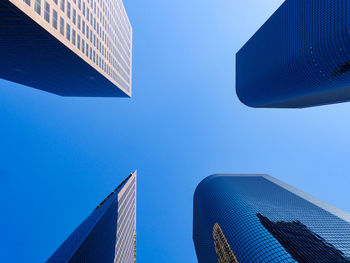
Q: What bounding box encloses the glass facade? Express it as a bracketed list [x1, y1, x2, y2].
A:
[1, 0, 132, 96]
[193, 174, 350, 263]
[213, 223, 239, 263]
[236, 0, 350, 108]
[47, 172, 137, 263]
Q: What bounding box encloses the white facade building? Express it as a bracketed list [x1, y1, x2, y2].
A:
[1, 0, 132, 96]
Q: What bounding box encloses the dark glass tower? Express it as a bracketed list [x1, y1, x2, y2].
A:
[193, 174, 350, 263]
[236, 0, 350, 108]
[47, 172, 137, 263]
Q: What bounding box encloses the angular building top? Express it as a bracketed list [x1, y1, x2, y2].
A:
[47, 171, 137, 263]
[0, 0, 132, 97]
[236, 1, 350, 108]
[193, 174, 350, 263]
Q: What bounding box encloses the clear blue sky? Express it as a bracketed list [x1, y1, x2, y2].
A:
[1, 0, 350, 262]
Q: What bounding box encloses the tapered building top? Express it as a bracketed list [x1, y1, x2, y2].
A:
[0, 0, 132, 97]
[47, 171, 137, 263]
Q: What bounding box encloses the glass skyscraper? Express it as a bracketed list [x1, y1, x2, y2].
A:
[47, 171, 137, 263]
[193, 174, 350, 263]
[0, 0, 132, 96]
[236, 0, 350, 108]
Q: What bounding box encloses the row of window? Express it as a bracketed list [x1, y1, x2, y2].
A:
[57, 0, 131, 76]
[59, 0, 131, 62]
[24, 0, 130, 58]
[22, 0, 131, 91]
[115, 199, 136, 262]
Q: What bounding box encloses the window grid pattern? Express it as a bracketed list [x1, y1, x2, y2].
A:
[115, 177, 136, 263]
[12, 0, 132, 94]
[193, 175, 350, 263]
[236, 0, 350, 108]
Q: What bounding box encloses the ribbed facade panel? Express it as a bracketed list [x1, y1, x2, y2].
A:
[193, 174, 350, 263]
[115, 174, 136, 263]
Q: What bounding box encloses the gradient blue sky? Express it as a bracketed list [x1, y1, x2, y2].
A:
[1, 0, 350, 262]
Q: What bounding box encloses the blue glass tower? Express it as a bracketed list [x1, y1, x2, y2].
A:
[47, 172, 137, 263]
[193, 174, 350, 263]
[236, 0, 350, 108]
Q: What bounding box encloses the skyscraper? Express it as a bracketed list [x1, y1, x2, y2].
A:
[193, 174, 350, 263]
[236, 0, 350, 108]
[0, 0, 132, 97]
[47, 171, 137, 263]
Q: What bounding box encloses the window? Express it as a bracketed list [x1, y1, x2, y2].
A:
[77, 34, 81, 50]
[67, 1, 71, 18]
[86, 25, 89, 39]
[72, 9, 76, 24]
[87, 7, 89, 21]
[52, 10, 58, 29]
[82, 39, 85, 53]
[86, 43, 89, 57]
[72, 29, 76, 45]
[77, 15, 81, 30]
[23, 0, 31, 6]
[53, 0, 57, 4]
[60, 0, 65, 12]
[34, 0, 41, 14]
[82, 2, 85, 16]
[66, 23, 71, 41]
[44, 2, 50, 22]
[78, 0, 81, 10]
[60, 17, 65, 35]
[82, 20, 85, 34]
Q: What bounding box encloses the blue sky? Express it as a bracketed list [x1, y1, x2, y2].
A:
[1, 0, 350, 262]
